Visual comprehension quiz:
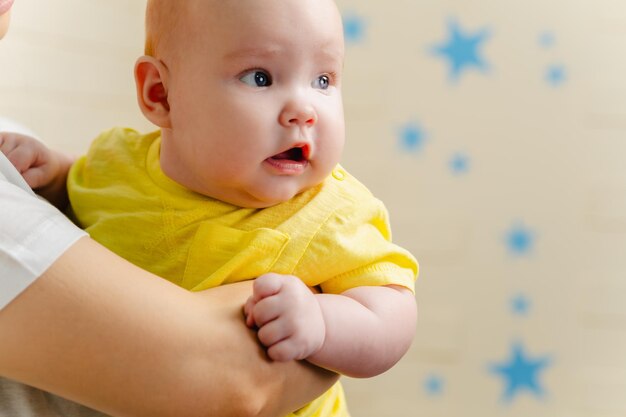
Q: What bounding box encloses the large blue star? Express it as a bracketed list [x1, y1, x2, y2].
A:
[489, 342, 552, 403]
[432, 19, 490, 81]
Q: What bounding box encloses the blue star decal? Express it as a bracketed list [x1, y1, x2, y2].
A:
[505, 222, 535, 255]
[511, 294, 531, 316]
[431, 19, 491, 81]
[424, 374, 444, 396]
[546, 65, 566, 86]
[489, 342, 552, 403]
[450, 152, 470, 175]
[539, 31, 555, 48]
[398, 122, 427, 153]
[343, 13, 366, 44]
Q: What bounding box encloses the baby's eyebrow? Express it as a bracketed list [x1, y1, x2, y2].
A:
[223, 41, 343, 63]
[309, 38, 344, 60]
[224, 46, 283, 61]
[315, 47, 344, 63]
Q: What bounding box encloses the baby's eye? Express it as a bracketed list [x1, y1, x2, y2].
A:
[312, 75, 330, 90]
[240, 70, 273, 87]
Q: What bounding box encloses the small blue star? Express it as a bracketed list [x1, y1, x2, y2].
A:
[424, 374, 444, 396]
[450, 152, 470, 175]
[511, 294, 531, 316]
[431, 19, 491, 81]
[399, 123, 427, 153]
[539, 31, 555, 48]
[343, 13, 366, 44]
[546, 65, 566, 86]
[489, 342, 552, 403]
[505, 222, 535, 256]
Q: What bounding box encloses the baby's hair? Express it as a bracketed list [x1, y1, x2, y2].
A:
[144, 0, 183, 57]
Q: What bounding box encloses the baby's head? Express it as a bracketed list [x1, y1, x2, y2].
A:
[136, 0, 346, 208]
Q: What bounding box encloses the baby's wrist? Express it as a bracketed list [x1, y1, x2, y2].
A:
[303, 295, 327, 359]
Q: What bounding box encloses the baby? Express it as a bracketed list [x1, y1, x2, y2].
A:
[2, 0, 418, 416]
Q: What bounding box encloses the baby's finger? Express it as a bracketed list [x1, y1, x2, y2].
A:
[267, 339, 300, 362]
[252, 274, 285, 299]
[243, 295, 253, 316]
[243, 297, 257, 328]
[257, 318, 289, 349]
[251, 294, 286, 327]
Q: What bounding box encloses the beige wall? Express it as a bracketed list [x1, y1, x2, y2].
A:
[0, 0, 151, 151]
[3, 1, 626, 416]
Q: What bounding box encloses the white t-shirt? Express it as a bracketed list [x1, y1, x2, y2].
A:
[0, 153, 106, 416]
[0, 152, 86, 309]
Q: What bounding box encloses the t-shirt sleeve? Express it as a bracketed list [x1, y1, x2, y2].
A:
[0, 174, 86, 310]
[293, 192, 418, 295]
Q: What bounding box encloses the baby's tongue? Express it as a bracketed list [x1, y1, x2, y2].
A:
[272, 151, 292, 160]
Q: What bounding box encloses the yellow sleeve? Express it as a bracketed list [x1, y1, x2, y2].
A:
[293, 190, 418, 295]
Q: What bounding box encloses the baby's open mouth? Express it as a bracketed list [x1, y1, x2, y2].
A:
[268, 144, 310, 163]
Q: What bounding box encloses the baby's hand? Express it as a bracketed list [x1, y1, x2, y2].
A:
[0, 132, 63, 190]
[244, 273, 325, 362]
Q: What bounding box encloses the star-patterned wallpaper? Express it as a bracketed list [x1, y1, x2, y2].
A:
[336, 1, 626, 416]
[1, 1, 626, 416]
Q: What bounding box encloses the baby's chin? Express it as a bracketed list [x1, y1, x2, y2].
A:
[237, 185, 315, 209]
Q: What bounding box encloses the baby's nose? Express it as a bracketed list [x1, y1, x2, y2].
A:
[279, 100, 317, 127]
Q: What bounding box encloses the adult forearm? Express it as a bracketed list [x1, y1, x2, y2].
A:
[0, 237, 337, 417]
[190, 283, 339, 417]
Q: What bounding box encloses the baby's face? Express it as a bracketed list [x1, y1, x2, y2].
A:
[160, 0, 345, 208]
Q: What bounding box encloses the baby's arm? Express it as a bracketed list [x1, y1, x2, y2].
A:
[244, 274, 417, 378]
[0, 132, 73, 209]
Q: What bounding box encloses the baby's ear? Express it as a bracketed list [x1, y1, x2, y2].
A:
[134, 56, 171, 128]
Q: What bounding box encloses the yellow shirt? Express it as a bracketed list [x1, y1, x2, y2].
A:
[68, 127, 419, 417]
